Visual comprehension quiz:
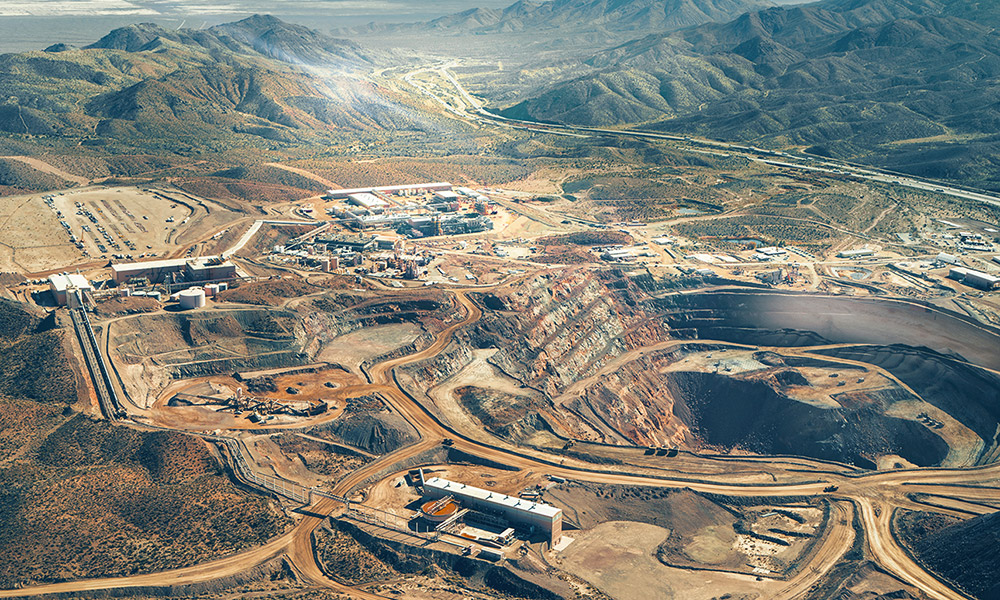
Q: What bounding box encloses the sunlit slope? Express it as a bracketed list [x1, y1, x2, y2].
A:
[501, 0, 1000, 187]
[0, 16, 421, 154]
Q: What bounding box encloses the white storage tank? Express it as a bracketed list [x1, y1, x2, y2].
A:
[179, 287, 206, 309]
[204, 283, 220, 297]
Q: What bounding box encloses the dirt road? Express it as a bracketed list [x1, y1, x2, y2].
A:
[5, 284, 992, 600]
[771, 501, 855, 600]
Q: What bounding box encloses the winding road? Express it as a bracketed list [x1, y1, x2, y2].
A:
[3, 283, 996, 599]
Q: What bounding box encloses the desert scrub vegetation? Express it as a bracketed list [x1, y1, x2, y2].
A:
[176, 177, 320, 206]
[0, 299, 34, 339]
[0, 396, 65, 463]
[272, 434, 370, 477]
[314, 523, 393, 585]
[0, 158, 73, 193]
[674, 215, 837, 248]
[0, 300, 76, 405]
[290, 155, 536, 189]
[0, 413, 289, 587]
[216, 279, 317, 306]
[538, 231, 633, 246]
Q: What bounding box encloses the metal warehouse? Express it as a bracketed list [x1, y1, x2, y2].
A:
[111, 256, 236, 285]
[326, 182, 452, 199]
[347, 192, 389, 212]
[48, 273, 93, 305]
[950, 267, 1000, 290]
[423, 477, 562, 546]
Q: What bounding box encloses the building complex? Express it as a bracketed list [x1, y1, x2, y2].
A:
[423, 477, 563, 546]
[111, 256, 236, 285]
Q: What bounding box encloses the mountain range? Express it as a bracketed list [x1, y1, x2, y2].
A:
[84, 14, 377, 69]
[0, 16, 421, 155]
[346, 0, 773, 36]
[499, 0, 1000, 187]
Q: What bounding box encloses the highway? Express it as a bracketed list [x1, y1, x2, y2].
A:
[404, 62, 1000, 212]
[12, 81, 1000, 596]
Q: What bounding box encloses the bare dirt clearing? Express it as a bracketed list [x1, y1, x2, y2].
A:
[557, 521, 778, 600]
[0, 186, 241, 273]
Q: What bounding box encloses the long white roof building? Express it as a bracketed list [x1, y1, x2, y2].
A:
[423, 476, 563, 545]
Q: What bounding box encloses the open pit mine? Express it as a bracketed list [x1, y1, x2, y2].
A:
[4, 259, 996, 600]
[2, 11, 1000, 598]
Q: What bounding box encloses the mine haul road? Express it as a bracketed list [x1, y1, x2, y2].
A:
[4, 286, 996, 600]
[771, 500, 855, 600]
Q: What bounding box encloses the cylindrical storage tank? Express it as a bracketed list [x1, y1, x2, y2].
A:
[179, 287, 206, 310]
[329, 256, 339, 270]
[319, 257, 331, 272]
[204, 283, 219, 297]
[132, 290, 146, 297]
[420, 499, 459, 524]
[147, 291, 161, 301]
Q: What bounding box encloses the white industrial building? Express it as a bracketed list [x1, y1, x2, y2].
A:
[347, 192, 389, 213]
[111, 256, 236, 285]
[326, 182, 452, 199]
[602, 248, 635, 262]
[949, 267, 1000, 291]
[936, 253, 962, 266]
[48, 273, 93, 306]
[423, 477, 562, 546]
[838, 248, 875, 259]
[433, 190, 460, 202]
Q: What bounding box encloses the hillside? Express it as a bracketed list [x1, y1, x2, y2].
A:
[911, 511, 1000, 599]
[349, 0, 773, 36]
[87, 15, 378, 69]
[0, 300, 76, 405]
[499, 0, 1000, 188]
[0, 410, 288, 588]
[0, 298, 289, 587]
[0, 16, 425, 157]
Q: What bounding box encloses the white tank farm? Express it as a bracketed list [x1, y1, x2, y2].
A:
[178, 287, 207, 309]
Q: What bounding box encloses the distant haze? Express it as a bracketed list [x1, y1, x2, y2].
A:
[0, 0, 820, 52]
[0, 0, 516, 52]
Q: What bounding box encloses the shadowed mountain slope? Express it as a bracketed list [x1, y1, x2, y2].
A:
[913, 511, 1000, 599]
[500, 0, 1000, 188]
[348, 0, 774, 36]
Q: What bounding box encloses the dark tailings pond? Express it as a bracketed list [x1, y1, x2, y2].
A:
[655, 291, 1000, 371]
[653, 290, 1000, 466]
